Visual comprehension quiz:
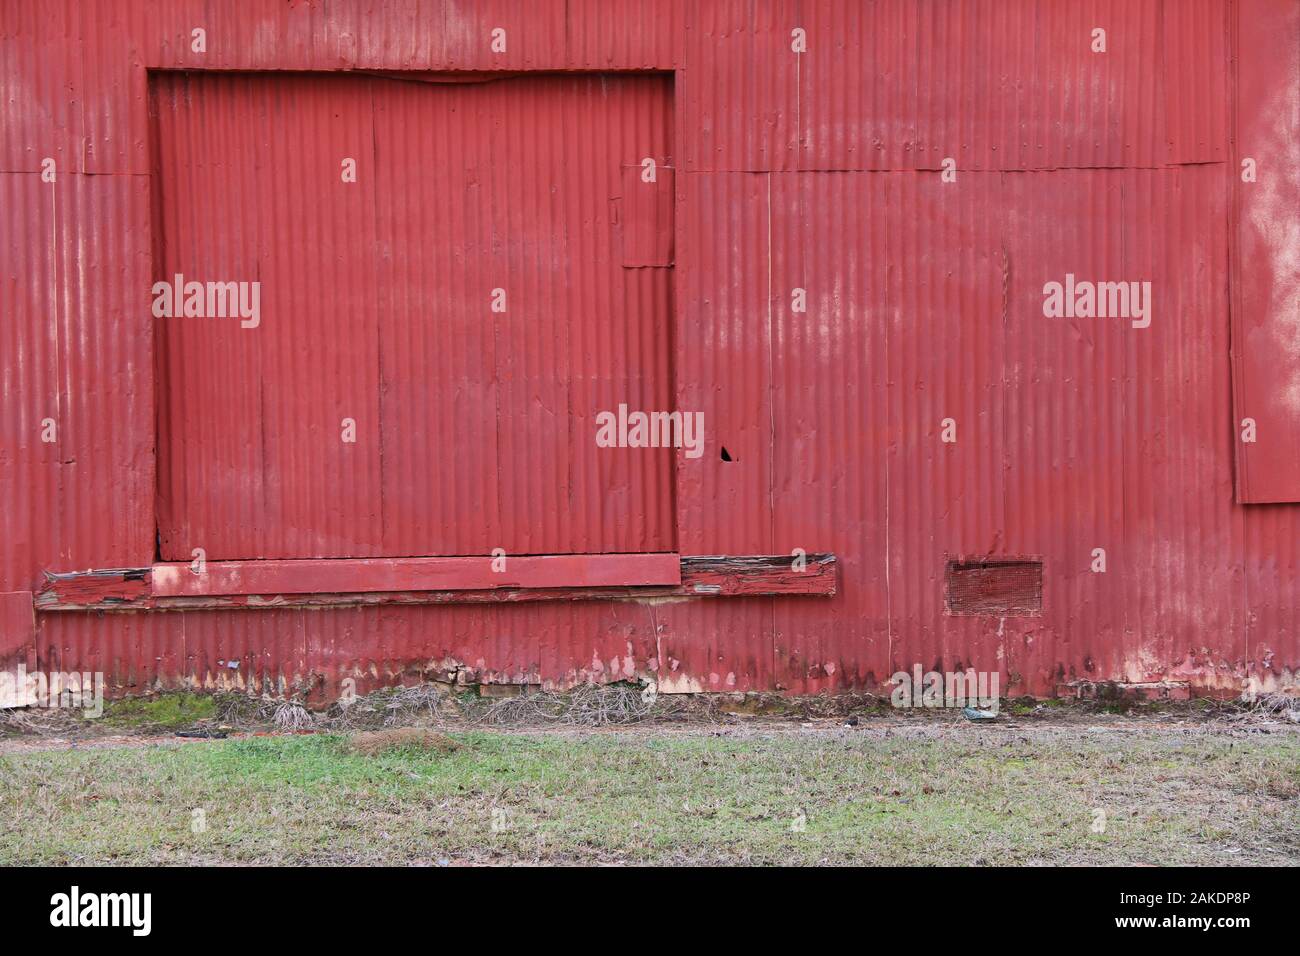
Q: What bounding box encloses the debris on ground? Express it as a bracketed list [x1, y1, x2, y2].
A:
[272, 701, 313, 731]
[3, 683, 1299, 748]
[479, 682, 700, 726]
[174, 727, 230, 739]
[1227, 693, 1300, 727]
[315, 683, 455, 731]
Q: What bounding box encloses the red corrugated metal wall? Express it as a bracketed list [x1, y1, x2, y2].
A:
[152, 70, 675, 559]
[2, 0, 1298, 699]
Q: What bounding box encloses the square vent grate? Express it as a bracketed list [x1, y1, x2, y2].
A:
[945, 558, 1043, 616]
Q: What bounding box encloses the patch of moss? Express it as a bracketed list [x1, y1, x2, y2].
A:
[102, 692, 217, 729]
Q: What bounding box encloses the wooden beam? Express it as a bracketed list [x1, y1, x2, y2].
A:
[35, 568, 151, 609]
[35, 554, 836, 611]
[679, 553, 837, 596]
[150, 553, 681, 597]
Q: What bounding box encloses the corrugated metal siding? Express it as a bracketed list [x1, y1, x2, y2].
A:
[1235, 0, 1300, 692]
[3, 0, 1298, 698]
[682, 0, 1218, 174]
[153, 70, 675, 559]
[36, 599, 663, 699]
[0, 168, 155, 582]
[153, 72, 384, 560]
[1231, 0, 1300, 502]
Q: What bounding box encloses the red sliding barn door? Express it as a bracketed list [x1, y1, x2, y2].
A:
[153, 71, 675, 559]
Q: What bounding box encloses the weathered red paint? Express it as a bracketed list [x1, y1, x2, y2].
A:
[1230, 1, 1300, 502]
[35, 555, 833, 611]
[37, 571, 152, 608]
[148, 554, 681, 596]
[151, 69, 677, 559]
[0, 593, 35, 668]
[621, 163, 676, 267]
[676, 554, 837, 597]
[2, 1, 1298, 701]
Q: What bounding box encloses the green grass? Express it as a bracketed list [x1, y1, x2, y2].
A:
[1, 728, 1296, 865]
[100, 692, 217, 730]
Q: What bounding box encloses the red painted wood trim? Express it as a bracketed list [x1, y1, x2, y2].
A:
[36, 569, 151, 608]
[150, 553, 681, 597]
[35, 554, 836, 611]
[679, 553, 836, 596]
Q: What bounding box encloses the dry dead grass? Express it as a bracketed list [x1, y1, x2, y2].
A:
[346, 727, 462, 756]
